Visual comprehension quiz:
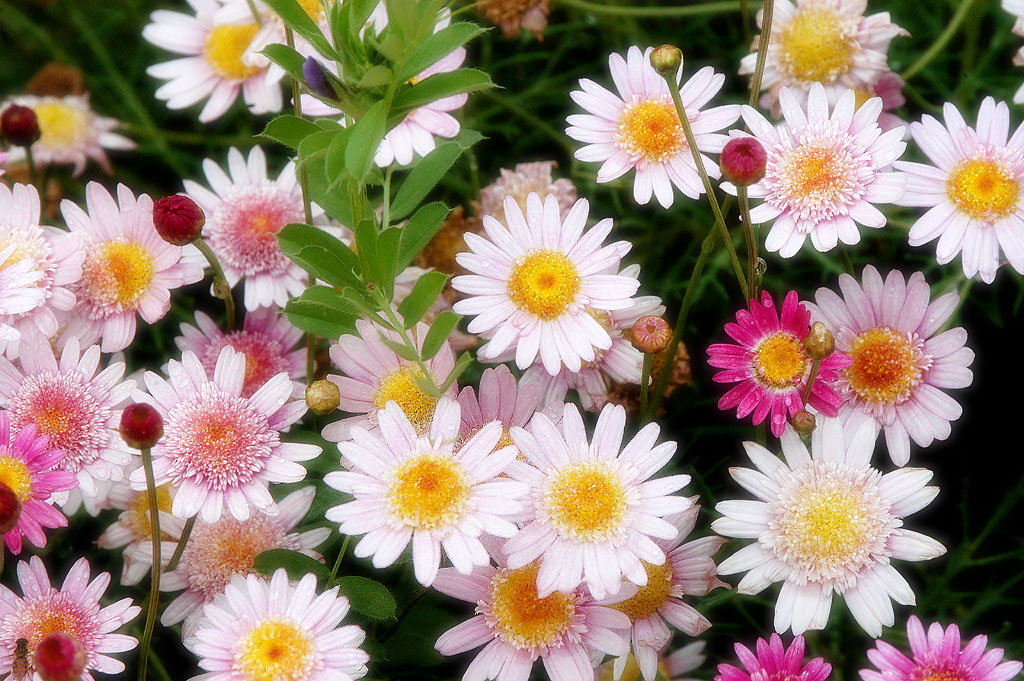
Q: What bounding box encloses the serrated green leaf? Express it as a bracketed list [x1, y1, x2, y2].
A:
[378, 335, 420, 362]
[336, 576, 397, 620]
[421, 309, 459, 360]
[397, 202, 448, 272]
[392, 68, 493, 114]
[261, 43, 306, 81]
[261, 115, 321, 149]
[254, 549, 330, 583]
[259, 0, 337, 59]
[396, 23, 484, 83]
[346, 99, 387, 181]
[439, 351, 473, 393]
[396, 271, 448, 328]
[390, 142, 462, 219]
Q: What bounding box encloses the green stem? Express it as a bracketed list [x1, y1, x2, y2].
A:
[194, 240, 236, 330]
[801, 357, 822, 405]
[138, 448, 161, 681]
[379, 588, 429, 643]
[740, 0, 751, 46]
[558, 0, 742, 17]
[23, 145, 39, 190]
[245, 0, 263, 24]
[901, 0, 979, 82]
[328, 535, 350, 587]
[375, 292, 443, 395]
[747, 0, 774, 106]
[165, 517, 195, 572]
[639, 352, 652, 422]
[738, 186, 759, 297]
[839, 244, 855, 275]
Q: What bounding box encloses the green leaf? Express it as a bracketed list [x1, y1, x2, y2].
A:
[346, 100, 387, 181]
[396, 271, 449, 328]
[354, 219, 382, 287]
[254, 549, 330, 583]
[421, 310, 460, 360]
[411, 371, 441, 399]
[277, 223, 362, 289]
[390, 142, 462, 219]
[259, 0, 337, 59]
[392, 69, 493, 114]
[396, 23, 484, 83]
[284, 287, 360, 339]
[397, 202, 448, 272]
[336, 576, 397, 620]
[358, 65, 393, 89]
[261, 43, 306, 81]
[378, 335, 420, 362]
[261, 115, 321, 149]
[376, 226, 402, 297]
[439, 351, 473, 393]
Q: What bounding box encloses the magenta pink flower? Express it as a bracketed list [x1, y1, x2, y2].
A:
[862, 616, 1023, 681]
[716, 634, 832, 681]
[707, 290, 851, 437]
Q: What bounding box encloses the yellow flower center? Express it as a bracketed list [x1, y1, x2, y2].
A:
[0, 234, 39, 271]
[753, 332, 808, 388]
[918, 667, 966, 681]
[32, 102, 90, 150]
[946, 158, 1019, 221]
[82, 239, 155, 310]
[845, 327, 923, 405]
[127, 484, 175, 542]
[373, 366, 439, 434]
[775, 144, 851, 207]
[205, 24, 261, 80]
[617, 99, 686, 163]
[386, 453, 471, 530]
[599, 654, 672, 681]
[236, 618, 315, 681]
[0, 455, 33, 502]
[777, 4, 856, 83]
[611, 561, 674, 620]
[295, 0, 326, 20]
[544, 461, 627, 541]
[507, 249, 581, 320]
[489, 563, 576, 649]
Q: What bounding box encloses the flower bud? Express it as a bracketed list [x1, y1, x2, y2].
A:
[303, 57, 334, 100]
[0, 481, 22, 534]
[305, 379, 341, 415]
[720, 136, 767, 186]
[790, 410, 816, 438]
[804, 321, 835, 359]
[0, 104, 41, 147]
[649, 45, 682, 75]
[119, 403, 164, 449]
[153, 195, 205, 246]
[33, 632, 86, 681]
[631, 316, 672, 354]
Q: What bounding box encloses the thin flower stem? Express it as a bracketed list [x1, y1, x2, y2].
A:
[138, 448, 162, 681]
[194, 240, 236, 330]
[801, 357, 822, 404]
[838, 244, 855, 275]
[639, 353, 652, 422]
[901, 0, 979, 82]
[738, 186, 759, 297]
[747, 0, 774, 106]
[245, 0, 263, 24]
[558, 0, 742, 17]
[328, 535, 350, 587]
[24, 145, 39, 190]
[740, 0, 751, 45]
[375, 293, 443, 395]
[166, 516, 195, 572]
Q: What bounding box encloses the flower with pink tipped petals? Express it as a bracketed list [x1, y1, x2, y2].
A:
[707, 290, 850, 438]
[809, 266, 974, 465]
[129, 346, 320, 522]
[479, 161, 578, 226]
[567, 46, 739, 208]
[715, 634, 832, 681]
[861, 616, 1023, 681]
[0, 556, 141, 681]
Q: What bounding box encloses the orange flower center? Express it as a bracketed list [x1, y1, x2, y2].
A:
[753, 332, 808, 388]
[611, 561, 674, 620]
[386, 453, 470, 530]
[617, 99, 686, 163]
[544, 461, 627, 541]
[489, 563, 576, 649]
[845, 327, 923, 405]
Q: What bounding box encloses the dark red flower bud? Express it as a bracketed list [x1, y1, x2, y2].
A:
[1, 105, 41, 147]
[631, 316, 672, 354]
[34, 632, 86, 681]
[152, 195, 205, 246]
[119, 403, 164, 449]
[721, 136, 767, 186]
[0, 481, 22, 534]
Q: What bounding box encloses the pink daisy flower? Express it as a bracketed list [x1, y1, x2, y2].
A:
[598, 640, 707, 681]
[505, 402, 693, 600]
[0, 412, 76, 554]
[60, 182, 204, 352]
[727, 84, 907, 257]
[479, 161, 578, 226]
[861, 616, 1023, 681]
[714, 417, 947, 637]
[457, 364, 545, 445]
[0, 183, 83, 359]
[0, 337, 134, 505]
[322, 318, 457, 441]
[184, 569, 369, 681]
[715, 634, 831, 681]
[154, 486, 329, 638]
[433, 554, 631, 681]
[324, 398, 528, 586]
[0, 243, 45, 345]
[706, 290, 851, 438]
[566, 46, 740, 208]
[895, 98, 1024, 283]
[809, 266, 974, 465]
[174, 306, 305, 398]
[1005, 0, 1024, 104]
[452, 193, 640, 376]
[129, 346, 320, 522]
[0, 556, 141, 681]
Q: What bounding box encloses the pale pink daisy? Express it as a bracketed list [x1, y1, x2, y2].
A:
[433, 555, 631, 681]
[727, 84, 907, 257]
[739, 0, 907, 111]
[0, 95, 135, 176]
[715, 634, 831, 681]
[184, 146, 328, 310]
[60, 182, 204, 352]
[714, 417, 947, 637]
[129, 346, 320, 522]
[457, 364, 544, 447]
[0, 556, 141, 681]
[567, 46, 740, 208]
[452, 193, 640, 376]
[706, 290, 851, 438]
[505, 402, 692, 600]
[894, 98, 1024, 283]
[322, 318, 457, 441]
[184, 569, 369, 681]
[0, 183, 83, 359]
[175, 306, 305, 398]
[1006, 0, 1024, 104]
[143, 0, 283, 122]
[861, 616, 1023, 681]
[0, 412, 77, 555]
[0, 337, 134, 506]
[325, 398, 527, 586]
[0, 243, 44, 345]
[479, 161, 578, 225]
[154, 486, 329, 638]
[597, 641, 707, 681]
[809, 266, 974, 465]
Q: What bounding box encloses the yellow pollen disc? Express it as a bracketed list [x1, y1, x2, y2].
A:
[236, 618, 315, 681]
[507, 249, 581, 320]
[845, 327, 922, 405]
[0, 455, 33, 502]
[753, 332, 808, 388]
[776, 144, 850, 206]
[127, 484, 174, 541]
[946, 158, 1019, 220]
[777, 5, 856, 83]
[387, 453, 470, 530]
[611, 561, 674, 620]
[0, 234, 39, 270]
[205, 24, 261, 80]
[617, 99, 686, 163]
[83, 239, 155, 309]
[920, 668, 965, 681]
[26, 609, 82, 649]
[545, 461, 627, 541]
[489, 563, 576, 649]
[599, 654, 672, 681]
[32, 102, 90, 150]
[373, 366, 439, 434]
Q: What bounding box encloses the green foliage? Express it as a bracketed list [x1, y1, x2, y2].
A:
[336, 576, 398, 619]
